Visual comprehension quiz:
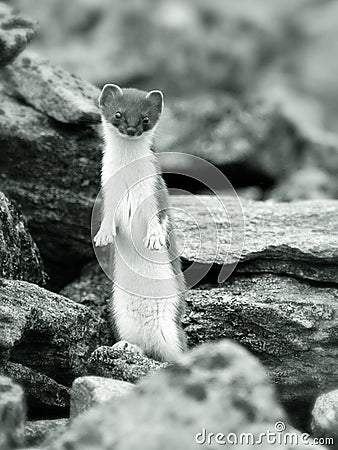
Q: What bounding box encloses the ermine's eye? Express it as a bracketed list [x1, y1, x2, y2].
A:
[115, 111, 122, 119]
[142, 116, 150, 124]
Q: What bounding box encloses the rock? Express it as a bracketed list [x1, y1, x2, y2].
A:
[304, 130, 338, 181]
[61, 194, 338, 289]
[160, 96, 301, 182]
[0, 89, 101, 285]
[0, 92, 100, 199]
[0, 191, 45, 284]
[185, 274, 338, 430]
[0, 278, 103, 415]
[1, 180, 96, 287]
[0, 3, 37, 67]
[2, 181, 95, 291]
[0, 376, 25, 449]
[160, 97, 338, 200]
[89, 345, 167, 384]
[312, 389, 338, 448]
[62, 263, 338, 430]
[70, 376, 134, 418]
[25, 419, 68, 447]
[268, 167, 338, 201]
[171, 196, 338, 284]
[2, 52, 100, 123]
[2, 362, 69, 417]
[44, 340, 285, 450]
[60, 262, 112, 344]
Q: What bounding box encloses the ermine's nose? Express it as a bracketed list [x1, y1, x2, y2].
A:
[127, 127, 136, 136]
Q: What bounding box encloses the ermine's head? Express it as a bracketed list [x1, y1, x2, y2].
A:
[99, 84, 163, 140]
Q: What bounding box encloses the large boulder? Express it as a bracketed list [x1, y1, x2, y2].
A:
[0, 88, 101, 286]
[0, 279, 103, 416]
[0, 3, 37, 67]
[185, 274, 338, 429]
[63, 196, 338, 289]
[0, 92, 100, 198]
[0, 191, 45, 284]
[43, 340, 286, 450]
[172, 196, 338, 284]
[159, 95, 302, 182]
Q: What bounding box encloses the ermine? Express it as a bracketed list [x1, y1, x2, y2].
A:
[94, 84, 187, 362]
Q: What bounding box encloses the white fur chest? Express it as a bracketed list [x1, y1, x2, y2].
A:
[101, 119, 157, 234]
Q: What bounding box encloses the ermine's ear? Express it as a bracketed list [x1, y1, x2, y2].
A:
[146, 90, 164, 114]
[99, 84, 123, 107]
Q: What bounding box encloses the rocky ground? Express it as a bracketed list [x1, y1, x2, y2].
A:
[0, 3, 337, 449]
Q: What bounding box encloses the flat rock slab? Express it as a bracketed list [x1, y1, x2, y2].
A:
[171, 196, 338, 283]
[0, 3, 37, 67]
[0, 279, 103, 414]
[2, 52, 100, 123]
[0, 191, 45, 284]
[70, 376, 134, 418]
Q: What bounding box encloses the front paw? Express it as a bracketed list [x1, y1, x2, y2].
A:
[144, 226, 166, 251]
[94, 226, 116, 247]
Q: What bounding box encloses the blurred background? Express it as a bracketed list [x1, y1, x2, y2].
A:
[5, 0, 338, 201]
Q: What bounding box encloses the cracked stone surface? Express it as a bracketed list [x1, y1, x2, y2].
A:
[171, 195, 338, 283]
[0, 191, 45, 284]
[0, 279, 103, 415]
